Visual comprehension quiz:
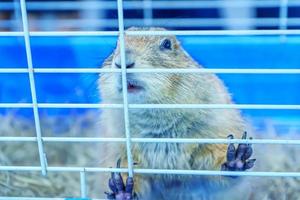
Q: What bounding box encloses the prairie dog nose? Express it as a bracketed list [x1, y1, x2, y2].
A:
[115, 49, 135, 69]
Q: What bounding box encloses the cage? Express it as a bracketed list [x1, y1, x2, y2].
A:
[0, 0, 300, 199]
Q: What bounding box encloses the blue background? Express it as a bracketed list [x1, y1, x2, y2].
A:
[0, 36, 299, 125]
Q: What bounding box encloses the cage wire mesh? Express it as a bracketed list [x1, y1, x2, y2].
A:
[0, 0, 300, 199]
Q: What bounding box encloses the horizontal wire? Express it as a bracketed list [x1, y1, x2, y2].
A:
[1, 1, 300, 10]
[34, 68, 120, 73]
[129, 104, 300, 109]
[1, 29, 300, 37]
[0, 166, 126, 172]
[0, 137, 36, 142]
[0, 165, 299, 177]
[126, 29, 300, 36]
[0, 103, 300, 109]
[2, 18, 300, 29]
[44, 137, 125, 143]
[31, 31, 119, 36]
[126, 68, 300, 74]
[0, 103, 122, 108]
[2, 137, 300, 145]
[0, 32, 23, 37]
[38, 103, 123, 108]
[0, 103, 32, 108]
[134, 169, 300, 177]
[0, 31, 118, 36]
[0, 68, 300, 74]
[0, 198, 104, 200]
[0, 68, 28, 73]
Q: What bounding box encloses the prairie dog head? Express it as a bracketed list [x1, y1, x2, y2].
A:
[100, 27, 197, 103]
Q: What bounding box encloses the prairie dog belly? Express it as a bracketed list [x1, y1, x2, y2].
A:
[136, 142, 192, 170]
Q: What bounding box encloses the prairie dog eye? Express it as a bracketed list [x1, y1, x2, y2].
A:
[160, 39, 172, 50]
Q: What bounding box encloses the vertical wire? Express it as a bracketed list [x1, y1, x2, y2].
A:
[80, 170, 87, 198]
[13, 0, 22, 31]
[117, 0, 134, 177]
[279, 0, 288, 40]
[20, 0, 47, 176]
[143, 0, 153, 26]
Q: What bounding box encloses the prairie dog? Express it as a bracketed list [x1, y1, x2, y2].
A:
[98, 27, 255, 200]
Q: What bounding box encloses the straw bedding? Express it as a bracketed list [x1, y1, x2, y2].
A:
[0, 112, 299, 199]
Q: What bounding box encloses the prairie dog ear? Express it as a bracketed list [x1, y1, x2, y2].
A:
[174, 40, 181, 50]
[169, 36, 180, 50]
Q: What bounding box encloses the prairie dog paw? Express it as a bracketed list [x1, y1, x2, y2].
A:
[105, 159, 136, 200]
[221, 132, 256, 172]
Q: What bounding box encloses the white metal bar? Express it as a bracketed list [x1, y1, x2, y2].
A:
[34, 103, 300, 110]
[1, 1, 300, 10]
[31, 31, 119, 36]
[1, 68, 300, 74]
[125, 68, 300, 74]
[0, 103, 32, 108]
[3, 18, 300, 30]
[0, 30, 118, 37]
[0, 31, 23, 36]
[0, 166, 127, 172]
[0, 68, 28, 73]
[280, 0, 289, 41]
[1, 103, 300, 109]
[133, 169, 300, 177]
[25, 29, 300, 36]
[12, 0, 21, 32]
[0, 198, 104, 200]
[80, 170, 87, 198]
[34, 68, 121, 73]
[4, 136, 300, 145]
[0, 137, 36, 142]
[0, 68, 121, 73]
[129, 104, 300, 109]
[126, 29, 300, 36]
[3, 18, 300, 29]
[0, 31, 118, 37]
[117, 0, 134, 178]
[20, 0, 47, 176]
[1, 30, 300, 37]
[37, 103, 122, 109]
[130, 138, 300, 145]
[0, 166, 300, 178]
[280, 0, 289, 31]
[0, 198, 94, 200]
[148, 0, 300, 9]
[143, 0, 153, 26]
[43, 137, 125, 143]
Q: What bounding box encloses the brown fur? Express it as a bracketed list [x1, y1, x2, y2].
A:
[98, 27, 247, 200]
